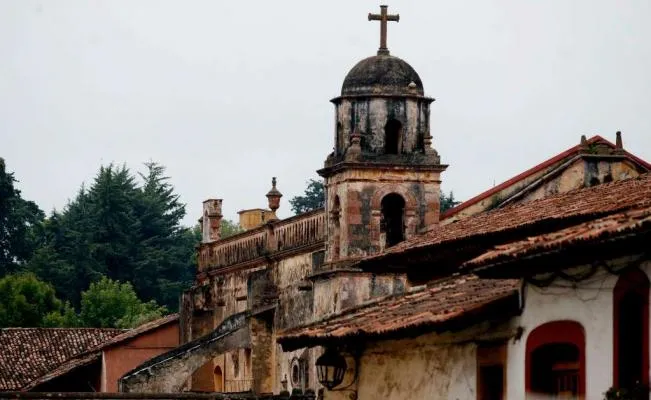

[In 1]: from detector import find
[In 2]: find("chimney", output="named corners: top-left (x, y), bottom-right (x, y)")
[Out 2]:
top-left (616, 131), bottom-right (624, 150)
top-left (266, 177), bottom-right (283, 218)
top-left (200, 199), bottom-right (223, 243)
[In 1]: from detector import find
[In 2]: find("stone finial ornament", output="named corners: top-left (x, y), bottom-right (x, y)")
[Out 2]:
top-left (266, 177), bottom-right (283, 214)
top-left (345, 131), bottom-right (362, 161)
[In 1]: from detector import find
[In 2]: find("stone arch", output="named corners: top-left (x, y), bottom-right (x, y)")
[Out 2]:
top-left (370, 186), bottom-right (418, 246)
top-left (370, 185), bottom-right (418, 212)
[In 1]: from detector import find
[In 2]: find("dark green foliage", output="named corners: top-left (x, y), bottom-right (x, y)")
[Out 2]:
top-left (605, 384), bottom-right (649, 400)
top-left (289, 179), bottom-right (325, 215)
top-left (25, 162), bottom-right (197, 311)
top-left (0, 273), bottom-right (76, 327)
top-left (0, 158), bottom-right (44, 275)
top-left (79, 276), bottom-right (166, 329)
top-left (440, 190), bottom-right (460, 213)
top-left (221, 219), bottom-right (244, 238)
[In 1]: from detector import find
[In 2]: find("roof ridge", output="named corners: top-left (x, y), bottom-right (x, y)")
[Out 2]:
top-left (442, 135), bottom-right (650, 219)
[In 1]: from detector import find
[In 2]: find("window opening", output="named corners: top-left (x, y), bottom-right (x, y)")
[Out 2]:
top-left (477, 342), bottom-right (506, 400)
top-left (213, 366), bottom-right (223, 392)
top-left (526, 321), bottom-right (585, 398)
top-left (384, 119), bottom-right (402, 154)
top-left (381, 193), bottom-right (405, 247)
top-left (614, 269), bottom-right (649, 392)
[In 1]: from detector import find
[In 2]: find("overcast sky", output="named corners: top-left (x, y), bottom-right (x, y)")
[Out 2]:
top-left (2, 1), bottom-right (651, 225)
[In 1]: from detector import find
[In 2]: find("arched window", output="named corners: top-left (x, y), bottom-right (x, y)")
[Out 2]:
top-left (613, 268), bottom-right (649, 391)
top-left (214, 366), bottom-right (223, 392)
top-left (381, 193), bottom-right (405, 247)
top-left (526, 321), bottom-right (585, 398)
top-left (384, 119), bottom-right (402, 154)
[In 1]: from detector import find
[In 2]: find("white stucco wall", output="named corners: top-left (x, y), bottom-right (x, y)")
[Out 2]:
top-left (322, 332), bottom-right (479, 400)
top-left (507, 259), bottom-right (651, 399)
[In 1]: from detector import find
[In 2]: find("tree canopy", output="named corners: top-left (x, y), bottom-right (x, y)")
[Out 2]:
top-left (440, 190), bottom-right (461, 213)
top-left (289, 179), bottom-right (325, 214)
top-left (24, 162), bottom-right (196, 310)
top-left (0, 273), bottom-right (77, 327)
top-left (0, 158), bottom-right (44, 275)
top-left (79, 276), bottom-right (167, 329)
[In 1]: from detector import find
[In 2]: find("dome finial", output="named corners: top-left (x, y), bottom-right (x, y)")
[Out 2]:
top-left (368, 5), bottom-right (399, 56)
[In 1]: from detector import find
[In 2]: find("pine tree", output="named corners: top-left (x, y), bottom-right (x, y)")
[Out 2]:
top-left (0, 158), bottom-right (44, 275)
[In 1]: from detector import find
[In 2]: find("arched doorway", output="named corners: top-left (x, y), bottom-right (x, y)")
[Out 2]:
top-left (381, 193), bottom-right (405, 247)
top-left (526, 320), bottom-right (585, 398)
top-left (213, 366), bottom-right (223, 392)
top-left (613, 268), bottom-right (649, 392)
top-left (384, 119), bottom-right (402, 154)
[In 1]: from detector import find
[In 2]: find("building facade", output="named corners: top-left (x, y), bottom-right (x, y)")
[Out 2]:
top-left (120, 6), bottom-right (651, 399)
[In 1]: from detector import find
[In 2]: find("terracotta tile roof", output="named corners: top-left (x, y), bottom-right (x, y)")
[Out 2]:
top-left (277, 275), bottom-right (520, 351)
top-left (0, 328), bottom-right (123, 390)
top-left (465, 204), bottom-right (651, 272)
top-left (441, 135), bottom-right (651, 219)
top-left (22, 314), bottom-right (179, 390)
top-left (358, 174), bottom-right (651, 275)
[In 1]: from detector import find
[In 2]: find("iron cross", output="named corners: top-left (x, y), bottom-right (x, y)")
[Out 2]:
top-left (368, 5), bottom-right (399, 55)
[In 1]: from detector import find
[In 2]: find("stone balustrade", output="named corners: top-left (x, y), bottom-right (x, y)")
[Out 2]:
top-left (198, 209), bottom-right (325, 272)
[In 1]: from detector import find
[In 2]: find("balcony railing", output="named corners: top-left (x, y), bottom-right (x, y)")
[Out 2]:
top-left (198, 209), bottom-right (325, 272)
top-left (223, 379), bottom-right (254, 393)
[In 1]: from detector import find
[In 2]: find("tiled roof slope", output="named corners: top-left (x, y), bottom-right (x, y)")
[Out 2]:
top-left (466, 204), bottom-right (651, 271)
top-left (441, 135), bottom-right (651, 220)
top-left (22, 314), bottom-right (179, 390)
top-left (0, 328), bottom-right (123, 390)
top-left (85, 313), bottom-right (178, 353)
top-left (278, 275), bottom-right (520, 351)
top-left (358, 174), bottom-right (651, 273)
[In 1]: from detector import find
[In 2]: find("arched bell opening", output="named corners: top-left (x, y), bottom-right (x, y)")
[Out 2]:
top-left (384, 119), bottom-right (402, 154)
top-left (380, 193), bottom-right (405, 247)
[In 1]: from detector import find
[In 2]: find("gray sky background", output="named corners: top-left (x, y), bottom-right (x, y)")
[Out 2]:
top-left (2, 1), bottom-right (651, 226)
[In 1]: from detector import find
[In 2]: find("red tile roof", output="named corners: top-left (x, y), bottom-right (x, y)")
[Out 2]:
top-left (358, 174), bottom-right (651, 276)
top-left (441, 135), bottom-right (651, 220)
top-left (465, 204), bottom-right (651, 272)
top-left (278, 275), bottom-right (520, 351)
top-left (22, 314), bottom-right (179, 390)
top-left (0, 328), bottom-right (123, 390)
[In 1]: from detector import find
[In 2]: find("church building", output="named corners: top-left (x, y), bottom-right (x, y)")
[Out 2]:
top-left (120, 6), bottom-right (651, 400)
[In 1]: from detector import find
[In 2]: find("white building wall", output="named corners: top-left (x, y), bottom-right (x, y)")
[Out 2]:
top-left (507, 260), bottom-right (651, 399)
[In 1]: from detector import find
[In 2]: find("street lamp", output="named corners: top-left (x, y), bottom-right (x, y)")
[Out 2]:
top-left (315, 348), bottom-right (347, 390)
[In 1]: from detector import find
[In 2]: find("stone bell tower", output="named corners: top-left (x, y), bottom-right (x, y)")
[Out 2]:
top-left (318, 5), bottom-right (447, 263)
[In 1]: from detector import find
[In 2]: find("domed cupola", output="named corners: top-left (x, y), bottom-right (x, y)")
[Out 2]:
top-left (341, 54), bottom-right (424, 97)
top-left (325, 5), bottom-right (438, 162)
top-left (319, 5), bottom-right (447, 263)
